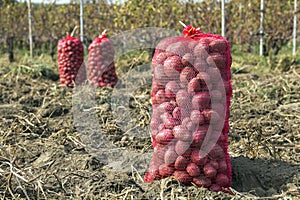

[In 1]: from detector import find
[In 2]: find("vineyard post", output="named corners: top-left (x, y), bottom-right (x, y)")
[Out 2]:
top-left (293, 0), bottom-right (298, 56)
top-left (221, 0), bottom-right (225, 37)
top-left (80, 0), bottom-right (84, 43)
top-left (27, 0), bottom-right (33, 59)
top-left (259, 0), bottom-right (264, 57)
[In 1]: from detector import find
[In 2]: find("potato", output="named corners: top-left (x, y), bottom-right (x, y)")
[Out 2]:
top-left (174, 156), bottom-right (189, 170)
top-left (180, 67), bottom-right (197, 87)
top-left (186, 163), bottom-right (201, 177)
top-left (165, 81), bottom-right (180, 98)
top-left (159, 164), bottom-right (175, 177)
top-left (152, 52), bottom-right (168, 65)
top-left (209, 39), bottom-right (227, 53)
top-left (206, 53), bottom-right (227, 70)
top-left (190, 110), bottom-right (205, 125)
top-left (191, 149), bottom-right (208, 166)
top-left (193, 176), bottom-right (212, 188)
top-left (191, 92), bottom-right (211, 110)
top-left (181, 53), bottom-right (195, 67)
top-left (210, 184), bottom-right (222, 192)
top-left (215, 173), bottom-right (230, 187)
top-left (155, 129), bottom-right (174, 145)
top-left (164, 149), bottom-right (178, 165)
top-left (203, 163), bottom-right (217, 178)
top-left (173, 125), bottom-right (193, 141)
top-left (174, 170), bottom-right (193, 185)
top-left (175, 140), bottom-right (191, 156)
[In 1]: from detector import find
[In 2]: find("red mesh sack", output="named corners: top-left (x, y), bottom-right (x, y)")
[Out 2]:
top-left (144, 25), bottom-right (233, 193)
top-left (57, 33), bottom-right (86, 87)
top-left (87, 33), bottom-right (118, 87)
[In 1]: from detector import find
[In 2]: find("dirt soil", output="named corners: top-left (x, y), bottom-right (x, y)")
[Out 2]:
top-left (0, 61), bottom-right (299, 199)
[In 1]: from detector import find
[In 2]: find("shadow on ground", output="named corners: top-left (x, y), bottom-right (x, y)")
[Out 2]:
top-left (231, 156), bottom-right (299, 197)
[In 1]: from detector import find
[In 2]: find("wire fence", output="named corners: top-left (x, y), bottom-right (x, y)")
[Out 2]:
top-left (0, 0), bottom-right (299, 60)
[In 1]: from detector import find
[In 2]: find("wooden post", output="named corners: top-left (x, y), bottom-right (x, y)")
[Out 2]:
top-left (27, 0), bottom-right (33, 59)
top-left (221, 0), bottom-right (226, 37)
top-left (293, 0), bottom-right (298, 56)
top-left (80, 0), bottom-right (84, 43)
top-left (260, 0), bottom-right (264, 56)
top-left (7, 36), bottom-right (14, 62)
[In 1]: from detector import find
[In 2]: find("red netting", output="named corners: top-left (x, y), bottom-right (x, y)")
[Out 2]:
top-left (87, 34), bottom-right (118, 87)
top-left (57, 34), bottom-right (86, 87)
top-left (144, 25), bottom-right (233, 193)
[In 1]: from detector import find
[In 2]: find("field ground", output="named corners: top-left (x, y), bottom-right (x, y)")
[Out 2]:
top-left (0, 51), bottom-right (299, 199)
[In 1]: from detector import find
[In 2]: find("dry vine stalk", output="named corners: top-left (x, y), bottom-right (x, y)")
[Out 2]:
top-left (144, 23), bottom-right (233, 193)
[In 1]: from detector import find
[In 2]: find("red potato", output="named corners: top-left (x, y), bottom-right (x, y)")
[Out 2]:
top-left (151, 81), bottom-right (165, 94)
top-left (188, 40), bottom-right (198, 51)
top-left (164, 117), bottom-right (180, 129)
top-left (159, 164), bottom-right (175, 177)
top-left (166, 41), bottom-right (190, 57)
top-left (153, 145), bottom-right (167, 160)
top-left (202, 109), bottom-right (220, 124)
top-left (144, 162), bottom-right (161, 182)
top-left (186, 120), bottom-right (197, 132)
top-left (206, 67), bottom-right (221, 85)
top-left (156, 129), bottom-right (174, 145)
top-left (87, 34), bottom-right (118, 87)
top-left (173, 125), bottom-right (193, 141)
top-left (154, 64), bottom-right (168, 85)
top-left (191, 149), bottom-right (208, 166)
top-left (181, 53), bottom-right (195, 67)
top-left (174, 171), bottom-right (193, 185)
top-left (180, 67), bottom-right (197, 87)
top-left (208, 144), bottom-right (225, 159)
top-left (206, 53), bottom-right (227, 70)
top-left (218, 160), bottom-right (228, 172)
top-left (158, 102), bottom-right (176, 114)
top-left (203, 164), bottom-right (217, 178)
top-left (209, 160), bottom-right (219, 170)
top-left (155, 89), bottom-right (167, 104)
top-left (210, 184), bottom-right (222, 192)
top-left (209, 39), bottom-right (227, 53)
top-left (156, 36), bottom-right (183, 52)
top-left (172, 107), bottom-right (182, 120)
top-left (182, 147), bottom-right (193, 157)
top-left (175, 140), bottom-right (192, 156)
top-left (57, 33), bottom-right (85, 87)
top-left (191, 92), bottom-right (211, 110)
top-left (193, 176), bottom-right (212, 188)
top-left (210, 90), bottom-right (223, 102)
top-left (186, 163), bottom-right (201, 177)
top-left (188, 77), bottom-right (202, 94)
top-left (152, 52), bottom-right (168, 65)
top-left (212, 103), bottom-right (226, 117)
top-left (165, 81), bottom-right (181, 98)
top-left (190, 110), bottom-right (206, 125)
top-left (193, 42), bottom-right (209, 58)
top-left (194, 57), bottom-right (208, 72)
top-left (164, 55), bottom-right (184, 73)
top-left (164, 149), bottom-right (178, 165)
top-left (215, 173), bottom-right (230, 187)
top-left (174, 156), bottom-right (189, 170)
top-left (181, 117), bottom-right (191, 127)
top-left (191, 130), bottom-right (206, 147)
top-left (197, 72), bottom-right (212, 89)
top-left (160, 112), bottom-right (172, 121)
top-left (176, 90), bottom-right (192, 109)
